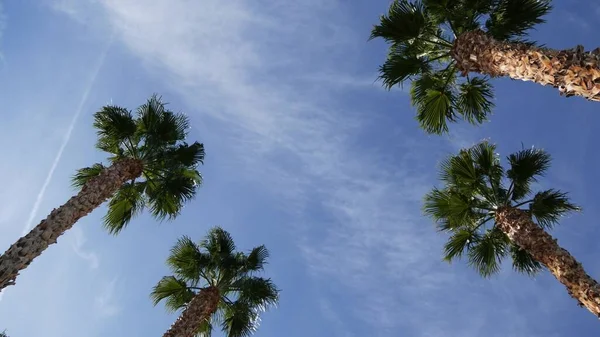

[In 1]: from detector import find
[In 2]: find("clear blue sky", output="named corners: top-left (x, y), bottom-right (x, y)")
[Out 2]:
top-left (0, 0), bottom-right (599, 336)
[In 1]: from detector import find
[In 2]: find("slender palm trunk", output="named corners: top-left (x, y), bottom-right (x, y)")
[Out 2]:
top-left (163, 287), bottom-right (220, 337)
top-left (0, 158), bottom-right (143, 291)
top-left (496, 207), bottom-right (600, 318)
top-left (451, 29), bottom-right (600, 102)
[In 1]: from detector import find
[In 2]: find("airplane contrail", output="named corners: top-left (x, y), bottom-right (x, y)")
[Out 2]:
top-left (21, 35), bottom-right (114, 235)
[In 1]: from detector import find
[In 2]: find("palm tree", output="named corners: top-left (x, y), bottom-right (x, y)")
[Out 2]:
top-left (0, 95), bottom-right (205, 291)
top-left (371, 0), bottom-right (600, 134)
top-left (424, 141), bottom-right (600, 318)
top-left (152, 227), bottom-right (279, 337)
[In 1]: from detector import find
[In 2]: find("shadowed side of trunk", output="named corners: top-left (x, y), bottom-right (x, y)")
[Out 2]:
top-left (163, 287), bottom-right (220, 337)
top-left (451, 29), bottom-right (600, 102)
top-left (496, 207), bottom-right (600, 318)
top-left (0, 158), bottom-right (143, 291)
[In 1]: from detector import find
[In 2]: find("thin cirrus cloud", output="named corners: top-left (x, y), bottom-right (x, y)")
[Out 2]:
top-left (94, 277), bottom-right (122, 317)
top-left (48, 0), bottom-right (573, 336)
top-left (21, 37), bottom-right (112, 235)
top-left (70, 227), bottom-right (100, 270)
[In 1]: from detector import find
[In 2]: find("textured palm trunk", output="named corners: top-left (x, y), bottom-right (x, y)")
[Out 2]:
top-left (496, 207), bottom-right (600, 318)
top-left (162, 286), bottom-right (220, 337)
top-left (451, 29), bottom-right (600, 102)
top-left (0, 158), bottom-right (143, 291)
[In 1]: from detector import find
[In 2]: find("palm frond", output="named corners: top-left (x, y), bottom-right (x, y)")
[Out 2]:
top-left (506, 147), bottom-right (551, 201)
top-left (166, 142), bottom-right (206, 168)
top-left (93, 106), bottom-right (136, 155)
top-left (411, 71), bottom-right (458, 134)
top-left (467, 227), bottom-right (508, 277)
top-left (137, 94), bottom-right (190, 149)
top-left (71, 163), bottom-right (106, 189)
top-left (470, 141), bottom-right (503, 180)
top-left (456, 77), bottom-right (494, 125)
top-left (244, 246), bottom-right (270, 273)
top-left (150, 276), bottom-right (195, 313)
top-left (510, 243), bottom-right (543, 276)
top-left (145, 168), bottom-right (199, 220)
top-left (438, 149), bottom-right (483, 190)
top-left (103, 182), bottom-right (146, 235)
top-left (202, 227), bottom-right (237, 259)
top-left (221, 301), bottom-right (260, 337)
top-left (166, 236), bottom-right (210, 284)
top-left (485, 0), bottom-right (551, 40)
top-left (423, 188), bottom-right (487, 230)
top-left (230, 277), bottom-right (279, 312)
top-left (443, 229), bottom-right (481, 262)
top-left (370, 0), bottom-right (430, 43)
top-left (529, 189), bottom-right (580, 229)
top-left (379, 55), bottom-right (432, 89)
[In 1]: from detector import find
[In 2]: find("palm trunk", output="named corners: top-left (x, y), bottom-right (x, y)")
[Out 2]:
top-left (451, 29), bottom-right (600, 102)
top-left (163, 286), bottom-right (220, 337)
top-left (496, 207), bottom-right (600, 318)
top-left (0, 158), bottom-right (143, 291)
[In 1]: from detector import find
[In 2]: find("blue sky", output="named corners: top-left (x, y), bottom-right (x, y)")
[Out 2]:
top-left (1, 0), bottom-right (600, 336)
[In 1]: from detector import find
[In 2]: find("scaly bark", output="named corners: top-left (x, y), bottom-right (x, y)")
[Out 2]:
top-left (0, 158), bottom-right (144, 291)
top-left (163, 287), bottom-right (220, 337)
top-left (496, 207), bottom-right (600, 318)
top-left (451, 29), bottom-right (600, 102)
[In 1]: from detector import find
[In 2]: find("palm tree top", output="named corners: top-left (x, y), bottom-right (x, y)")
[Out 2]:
top-left (370, 0), bottom-right (551, 134)
top-left (152, 227), bottom-right (279, 337)
top-left (424, 141), bottom-right (579, 277)
top-left (71, 94), bottom-right (205, 234)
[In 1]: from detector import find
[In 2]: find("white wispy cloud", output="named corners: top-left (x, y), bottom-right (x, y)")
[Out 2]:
top-left (94, 277), bottom-right (121, 317)
top-left (70, 227), bottom-right (99, 269)
top-left (21, 36), bottom-right (113, 234)
top-left (52, 1), bottom-right (559, 336)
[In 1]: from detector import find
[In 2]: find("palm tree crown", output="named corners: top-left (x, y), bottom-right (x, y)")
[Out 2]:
top-left (71, 94), bottom-right (205, 234)
top-left (152, 227), bottom-right (279, 337)
top-left (424, 142), bottom-right (579, 276)
top-left (370, 0), bottom-right (551, 134)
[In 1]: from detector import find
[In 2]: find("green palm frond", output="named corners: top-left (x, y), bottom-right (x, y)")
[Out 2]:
top-left (103, 182), bottom-right (146, 234)
top-left (166, 142), bottom-right (206, 168)
top-left (137, 94), bottom-right (189, 150)
top-left (411, 71), bottom-right (458, 134)
top-left (151, 276), bottom-right (195, 313)
top-left (467, 227), bottom-right (508, 277)
top-left (438, 149), bottom-right (488, 193)
top-left (221, 301), bottom-right (260, 337)
top-left (443, 229), bottom-right (481, 262)
top-left (486, 0), bottom-right (552, 40)
top-left (456, 77), bottom-right (495, 125)
top-left (424, 188), bottom-right (486, 230)
top-left (244, 246), bottom-right (270, 273)
top-left (510, 243), bottom-right (543, 276)
top-left (530, 189), bottom-right (580, 229)
top-left (145, 168), bottom-right (199, 220)
top-left (71, 163), bottom-right (106, 189)
top-left (93, 106), bottom-right (137, 155)
top-left (506, 147), bottom-right (551, 201)
top-left (370, 0), bottom-right (430, 43)
top-left (231, 277), bottom-right (279, 311)
top-left (202, 227), bottom-right (237, 259)
top-left (166, 236), bottom-right (211, 285)
top-left (379, 56), bottom-right (432, 89)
